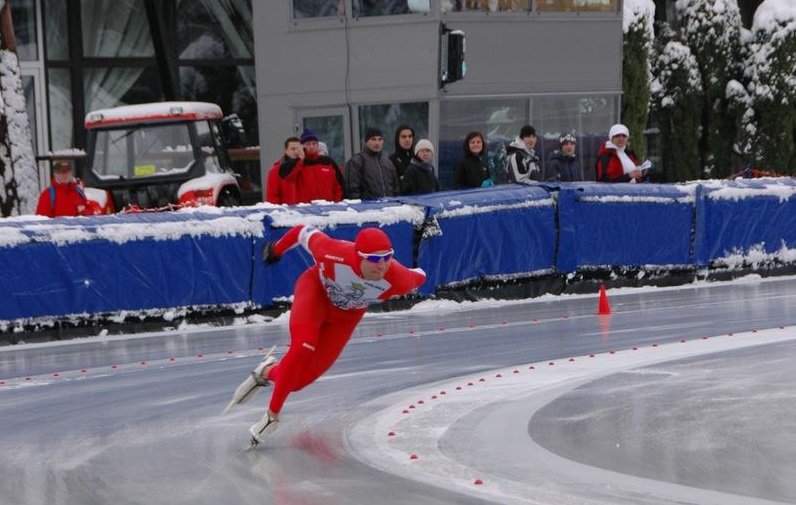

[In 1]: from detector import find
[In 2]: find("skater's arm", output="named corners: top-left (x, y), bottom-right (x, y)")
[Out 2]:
top-left (274, 225), bottom-right (329, 255)
top-left (384, 262), bottom-right (426, 297)
top-left (264, 225), bottom-right (332, 264)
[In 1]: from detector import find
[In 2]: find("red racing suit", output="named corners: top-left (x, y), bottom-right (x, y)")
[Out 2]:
top-left (265, 225), bottom-right (426, 414)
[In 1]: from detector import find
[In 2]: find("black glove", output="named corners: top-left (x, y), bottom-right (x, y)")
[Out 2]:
top-left (262, 242), bottom-right (280, 265)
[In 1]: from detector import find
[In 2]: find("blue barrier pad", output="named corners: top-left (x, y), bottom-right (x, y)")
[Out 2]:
top-left (251, 201), bottom-right (425, 306)
top-left (698, 179), bottom-right (796, 263)
top-left (0, 208), bottom-right (261, 321)
top-left (409, 186), bottom-right (557, 294)
top-left (0, 235), bottom-right (251, 321)
top-left (557, 183), bottom-right (696, 271)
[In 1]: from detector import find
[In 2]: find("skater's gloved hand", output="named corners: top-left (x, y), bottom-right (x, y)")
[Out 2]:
top-left (262, 242), bottom-right (281, 265)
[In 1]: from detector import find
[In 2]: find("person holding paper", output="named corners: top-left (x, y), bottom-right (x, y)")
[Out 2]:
top-left (595, 124), bottom-right (650, 183)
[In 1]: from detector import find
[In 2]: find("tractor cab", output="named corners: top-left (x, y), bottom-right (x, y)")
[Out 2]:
top-left (83, 101), bottom-right (242, 212)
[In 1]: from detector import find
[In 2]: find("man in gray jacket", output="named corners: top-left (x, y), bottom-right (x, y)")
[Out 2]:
top-left (345, 128), bottom-right (400, 200)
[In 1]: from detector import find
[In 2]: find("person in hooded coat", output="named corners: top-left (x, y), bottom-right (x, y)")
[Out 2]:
top-left (401, 139), bottom-right (440, 195)
top-left (454, 131), bottom-right (491, 189)
top-left (389, 125), bottom-right (415, 182)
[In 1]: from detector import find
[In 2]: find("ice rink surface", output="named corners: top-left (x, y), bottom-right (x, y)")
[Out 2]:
top-left (2, 276), bottom-right (796, 505)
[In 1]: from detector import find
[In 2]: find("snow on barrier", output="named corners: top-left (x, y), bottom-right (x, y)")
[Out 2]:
top-left (1, 179), bottom-right (795, 326)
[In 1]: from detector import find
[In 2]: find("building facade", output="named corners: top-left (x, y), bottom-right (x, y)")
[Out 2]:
top-left (11, 0), bottom-right (623, 201)
top-left (254, 0), bottom-right (623, 188)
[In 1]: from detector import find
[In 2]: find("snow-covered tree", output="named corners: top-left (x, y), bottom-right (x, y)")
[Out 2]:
top-left (0, 1), bottom-right (39, 216)
top-left (621, 0), bottom-right (656, 161)
top-left (651, 35), bottom-right (703, 181)
top-left (675, 0), bottom-right (744, 177)
top-left (743, 0), bottom-right (796, 174)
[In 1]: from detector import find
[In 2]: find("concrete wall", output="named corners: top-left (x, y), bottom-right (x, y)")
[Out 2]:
top-left (253, 4), bottom-right (622, 185)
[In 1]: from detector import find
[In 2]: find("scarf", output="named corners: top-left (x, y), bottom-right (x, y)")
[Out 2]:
top-left (605, 141), bottom-right (636, 175)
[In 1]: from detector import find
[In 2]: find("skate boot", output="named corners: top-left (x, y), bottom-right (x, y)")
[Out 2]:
top-left (222, 346), bottom-right (277, 415)
top-left (248, 412), bottom-right (279, 448)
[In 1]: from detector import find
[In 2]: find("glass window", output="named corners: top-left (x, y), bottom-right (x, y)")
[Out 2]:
top-left (48, 68), bottom-right (73, 150)
top-left (293, 0), bottom-right (345, 19)
top-left (303, 115), bottom-right (345, 166)
top-left (535, 95), bottom-right (618, 180)
top-left (81, 0), bottom-right (155, 57)
top-left (43, 0), bottom-right (68, 60)
top-left (91, 123), bottom-right (195, 180)
top-left (439, 99), bottom-right (528, 188)
top-left (179, 65), bottom-right (258, 145)
top-left (536, 0), bottom-right (618, 12)
top-left (11, 0), bottom-right (38, 61)
top-left (83, 67), bottom-right (164, 114)
top-left (177, 0), bottom-right (253, 59)
top-left (353, 0), bottom-right (430, 17)
top-left (195, 121), bottom-right (223, 174)
top-left (358, 102), bottom-right (428, 150)
top-left (442, 0), bottom-right (529, 13)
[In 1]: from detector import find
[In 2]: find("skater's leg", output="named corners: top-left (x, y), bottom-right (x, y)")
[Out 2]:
top-left (265, 270), bottom-right (328, 414)
top-left (290, 313), bottom-right (363, 391)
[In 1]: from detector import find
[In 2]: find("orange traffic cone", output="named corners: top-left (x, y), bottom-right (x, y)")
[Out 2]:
top-left (597, 284), bottom-right (611, 315)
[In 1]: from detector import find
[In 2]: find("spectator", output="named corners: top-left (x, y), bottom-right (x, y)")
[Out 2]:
top-left (454, 131), bottom-right (491, 189)
top-left (401, 139), bottom-right (440, 195)
top-left (344, 128), bottom-right (400, 200)
top-left (505, 124), bottom-right (542, 184)
top-left (389, 125), bottom-right (415, 182)
top-left (595, 124), bottom-right (644, 182)
top-left (545, 133), bottom-right (583, 182)
top-left (268, 130), bottom-right (345, 204)
top-left (265, 136), bottom-right (302, 204)
top-left (35, 160), bottom-right (88, 217)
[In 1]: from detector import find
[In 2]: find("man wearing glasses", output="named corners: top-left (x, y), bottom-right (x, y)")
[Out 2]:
top-left (224, 225), bottom-right (426, 447)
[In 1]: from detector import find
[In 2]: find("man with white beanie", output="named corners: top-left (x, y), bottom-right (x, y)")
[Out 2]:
top-left (595, 124), bottom-right (645, 182)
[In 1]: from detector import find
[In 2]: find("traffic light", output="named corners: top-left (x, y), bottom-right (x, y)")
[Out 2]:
top-left (440, 25), bottom-right (466, 88)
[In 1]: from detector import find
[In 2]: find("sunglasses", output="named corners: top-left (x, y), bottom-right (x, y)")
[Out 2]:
top-left (357, 250), bottom-right (394, 263)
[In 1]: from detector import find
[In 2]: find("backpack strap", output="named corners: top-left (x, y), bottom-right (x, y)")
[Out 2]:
top-left (47, 185), bottom-right (57, 216)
